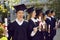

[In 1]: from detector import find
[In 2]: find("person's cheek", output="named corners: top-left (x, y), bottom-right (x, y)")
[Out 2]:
top-left (54, 13), bottom-right (55, 16)
top-left (34, 14), bottom-right (36, 17)
top-left (21, 13), bottom-right (24, 17)
top-left (17, 13), bottom-right (20, 17)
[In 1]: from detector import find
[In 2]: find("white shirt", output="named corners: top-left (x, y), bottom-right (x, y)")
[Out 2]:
top-left (16, 19), bottom-right (24, 25)
top-left (46, 16), bottom-right (51, 21)
top-left (31, 18), bottom-right (38, 22)
top-left (51, 16), bottom-right (54, 18)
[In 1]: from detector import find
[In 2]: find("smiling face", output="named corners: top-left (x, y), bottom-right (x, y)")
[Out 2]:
top-left (16, 10), bottom-right (24, 19)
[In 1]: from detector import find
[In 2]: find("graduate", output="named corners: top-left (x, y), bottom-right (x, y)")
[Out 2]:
top-left (36, 8), bottom-right (44, 40)
top-left (26, 7), bottom-right (39, 40)
top-left (50, 10), bottom-right (57, 40)
top-left (41, 13), bottom-right (47, 40)
top-left (45, 10), bottom-right (52, 40)
top-left (7, 4), bottom-right (28, 40)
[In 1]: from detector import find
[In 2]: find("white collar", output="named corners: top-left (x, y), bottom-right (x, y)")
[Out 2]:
top-left (16, 19), bottom-right (24, 25)
top-left (31, 18), bottom-right (38, 22)
top-left (51, 16), bottom-right (54, 18)
top-left (46, 16), bottom-right (51, 21)
top-left (35, 17), bottom-right (42, 22)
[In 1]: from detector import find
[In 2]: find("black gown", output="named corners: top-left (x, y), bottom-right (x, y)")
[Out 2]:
top-left (51, 17), bottom-right (56, 38)
top-left (27, 19), bottom-right (43, 40)
top-left (45, 17), bottom-right (56, 40)
top-left (45, 18), bottom-right (51, 40)
top-left (8, 21), bottom-right (28, 40)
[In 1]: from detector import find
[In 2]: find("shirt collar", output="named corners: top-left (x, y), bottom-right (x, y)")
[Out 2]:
top-left (16, 19), bottom-right (24, 25)
top-left (51, 16), bottom-right (54, 18)
top-left (31, 18), bottom-right (38, 22)
top-left (46, 16), bottom-right (51, 21)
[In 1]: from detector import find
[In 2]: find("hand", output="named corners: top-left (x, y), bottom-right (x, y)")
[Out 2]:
top-left (48, 29), bottom-right (50, 33)
top-left (44, 36), bottom-right (46, 39)
top-left (48, 34), bottom-right (50, 36)
top-left (33, 27), bottom-right (38, 33)
top-left (53, 27), bottom-right (57, 30)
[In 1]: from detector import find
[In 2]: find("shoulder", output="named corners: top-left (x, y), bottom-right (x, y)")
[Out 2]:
top-left (45, 18), bottom-right (49, 21)
top-left (28, 19), bottom-right (33, 23)
top-left (8, 21), bottom-right (16, 26)
top-left (23, 20), bottom-right (28, 25)
top-left (7, 21), bottom-right (16, 29)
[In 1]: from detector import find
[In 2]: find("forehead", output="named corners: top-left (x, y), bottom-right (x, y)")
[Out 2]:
top-left (17, 10), bottom-right (24, 13)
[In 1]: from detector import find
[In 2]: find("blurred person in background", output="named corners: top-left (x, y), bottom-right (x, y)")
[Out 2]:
top-left (26, 7), bottom-right (39, 40)
top-left (50, 10), bottom-right (57, 40)
top-left (45, 10), bottom-right (52, 40)
top-left (36, 8), bottom-right (44, 40)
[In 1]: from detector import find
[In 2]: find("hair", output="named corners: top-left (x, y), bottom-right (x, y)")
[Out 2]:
top-left (45, 10), bottom-right (51, 15)
top-left (51, 10), bottom-right (55, 13)
top-left (41, 13), bottom-right (46, 21)
top-left (36, 15), bottom-right (39, 19)
top-left (27, 13), bottom-right (32, 20)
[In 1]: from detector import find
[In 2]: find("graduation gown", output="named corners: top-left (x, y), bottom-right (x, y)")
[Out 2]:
top-left (45, 17), bottom-right (52, 40)
top-left (39, 21), bottom-right (47, 40)
top-left (45, 17), bottom-right (56, 40)
top-left (7, 21), bottom-right (28, 40)
top-left (27, 19), bottom-right (43, 40)
top-left (51, 17), bottom-right (56, 38)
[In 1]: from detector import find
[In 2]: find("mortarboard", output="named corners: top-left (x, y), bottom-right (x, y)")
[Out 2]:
top-left (36, 8), bottom-right (43, 16)
top-left (45, 10), bottom-right (51, 15)
top-left (26, 7), bottom-right (34, 14)
top-left (14, 4), bottom-right (27, 13)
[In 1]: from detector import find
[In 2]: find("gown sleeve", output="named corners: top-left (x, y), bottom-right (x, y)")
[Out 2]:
top-left (7, 23), bottom-right (14, 40)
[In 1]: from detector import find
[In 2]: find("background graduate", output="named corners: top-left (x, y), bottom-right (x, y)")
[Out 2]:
top-left (36, 8), bottom-right (44, 40)
top-left (45, 10), bottom-right (52, 40)
top-left (26, 7), bottom-right (39, 40)
top-left (7, 4), bottom-right (28, 40)
top-left (50, 10), bottom-right (57, 40)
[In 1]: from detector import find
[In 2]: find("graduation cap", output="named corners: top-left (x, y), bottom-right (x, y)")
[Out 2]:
top-left (14, 4), bottom-right (27, 13)
top-left (26, 7), bottom-right (34, 14)
top-left (36, 8), bottom-right (43, 16)
top-left (45, 10), bottom-right (51, 15)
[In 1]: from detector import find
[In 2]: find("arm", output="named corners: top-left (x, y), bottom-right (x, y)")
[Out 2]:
top-left (7, 23), bottom-right (13, 40)
top-left (31, 27), bottom-right (38, 37)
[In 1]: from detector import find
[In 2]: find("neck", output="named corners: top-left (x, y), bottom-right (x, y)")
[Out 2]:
top-left (48, 16), bottom-right (51, 17)
top-left (31, 16), bottom-right (35, 18)
top-left (17, 18), bottom-right (23, 22)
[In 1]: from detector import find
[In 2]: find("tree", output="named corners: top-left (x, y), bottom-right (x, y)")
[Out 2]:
top-left (0, 2), bottom-right (10, 23)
